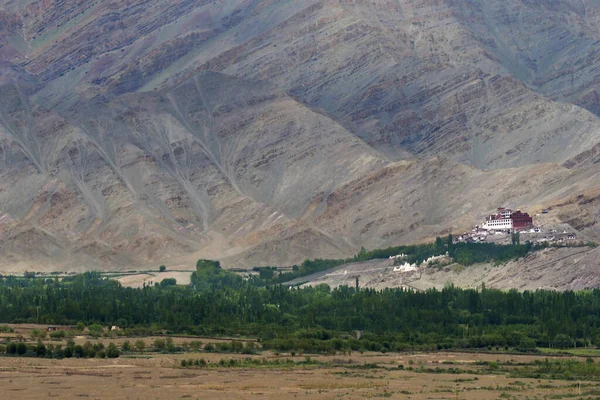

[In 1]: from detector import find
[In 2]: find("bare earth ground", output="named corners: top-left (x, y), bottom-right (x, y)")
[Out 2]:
top-left (0, 339), bottom-right (598, 399)
top-left (0, 352), bottom-right (596, 399)
top-left (115, 271), bottom-right (193, 288)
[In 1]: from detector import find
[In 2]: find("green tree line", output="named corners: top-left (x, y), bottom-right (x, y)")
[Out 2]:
top-left (1, 270), bottom-right (600, 353)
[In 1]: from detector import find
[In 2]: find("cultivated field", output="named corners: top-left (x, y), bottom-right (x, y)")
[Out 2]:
top-left (1, 336), bottom-right (599, 399)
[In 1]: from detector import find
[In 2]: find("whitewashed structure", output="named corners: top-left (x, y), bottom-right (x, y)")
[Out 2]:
top-left (481, 217), bottom-right (513, 230)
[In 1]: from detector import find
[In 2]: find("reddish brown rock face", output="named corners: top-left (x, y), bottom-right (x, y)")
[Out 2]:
top-left (0, 0), bottom-right (598, 272)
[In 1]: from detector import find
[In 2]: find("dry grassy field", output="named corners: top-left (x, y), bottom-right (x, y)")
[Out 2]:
top-left (1, 340), bottom-right (599, 399)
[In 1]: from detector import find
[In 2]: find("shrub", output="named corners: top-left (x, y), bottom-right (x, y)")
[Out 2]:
top-left (35, 341), bottom-right (46, 357)
top-left (154, 338), bottom-right (166, 351)
top-left (160, 278), bottom-right (177, 287)
top-left (231, 341), bottom-right (244, 353)
top-left (204, 343), bottom-right (215, 352)
top-left (107, 343), bottom-right (120, 358)
top-left (93, 342), bottom-right (105, 352)
top-left (135, 340), bottom-right (145, 352)
top-left (63, 346), bottom-right (73, 358)
top-left (7, 342), bottom-right (17, 355)
top-left (88, 324), bottom-right (104, 337)
top-left (518, 338), bottom-right (537, 351)
top-left (50, 330), bottom-right (67, 339)
top-left (554, 334), bottom-right (574, 349)
top-left (0, 325), bottom-right (13, 333)
top-left (190, 340), bottom-right (203, 351)
top-left (166, 337), bottom-right (175, 352)
top-left (74, 345), bottom-right (85, 358)
top-left (17, 343), bottom-right (27, 355)
top-left (245, 341), bottom-right (257, 353)
top-left (30, 329), bottom-right (46, 340)
top-left (216, 342), bottom-right (230, 352)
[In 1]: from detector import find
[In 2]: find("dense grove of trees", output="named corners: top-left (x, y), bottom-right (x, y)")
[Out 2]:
top-left (3, 339), bottom-right (120, 359)
top-left (2, 264), bottom-right (600, 353)
top-left (347, 236), bottom-right (539, 266)
top-left (191, 259), bottom-right (244, 290)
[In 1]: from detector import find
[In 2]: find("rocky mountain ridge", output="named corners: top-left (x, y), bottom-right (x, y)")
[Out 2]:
top-left (0, 0), bottom-right (598, 272)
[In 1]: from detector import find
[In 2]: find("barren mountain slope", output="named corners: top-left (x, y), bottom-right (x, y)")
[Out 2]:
top-left (1, 0), bottom-right (599, 167)
top-left (198, 0), bottom-right (600, 168)
top-left (454, 0), bottom-right (600, 116)
top-left (219, 157), bottom-right (600, 268)
top-left (0, 72), bottom-right (384, 272)
top-left (0, 0), bottom-right (598, 272)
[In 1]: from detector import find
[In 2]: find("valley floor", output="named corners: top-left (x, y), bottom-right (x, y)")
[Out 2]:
top-left (1, 349), bottom-right (598, 399)
top-left (2, 325), bottom-right (600, 399)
